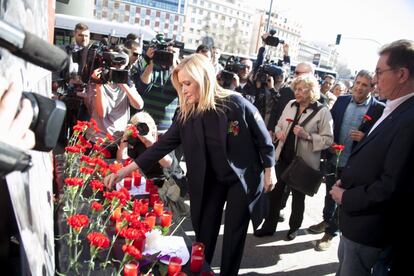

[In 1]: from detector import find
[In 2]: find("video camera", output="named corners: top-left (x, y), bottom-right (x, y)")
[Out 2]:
top-left (255, 63), bottom-right (284, 85)
top-left (125, 122), bottom-right (150, 159)
top-left (143, 33), bottom-right (184, 67)
top-left (263, 29), bottom-right (284, 47)
top-left (219, 56), bottom-right (247, 88)
top-left (81, 41), bottom-right (129, 84)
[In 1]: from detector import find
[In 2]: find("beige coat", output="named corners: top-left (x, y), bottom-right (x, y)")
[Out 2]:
top-left (275, 100), bottom-right (334, 170)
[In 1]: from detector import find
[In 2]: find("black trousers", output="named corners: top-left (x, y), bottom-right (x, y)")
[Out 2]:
top-left (260, 161), bottom-right (306, 233)
top-left (196, 177), bottom-right (250, 276)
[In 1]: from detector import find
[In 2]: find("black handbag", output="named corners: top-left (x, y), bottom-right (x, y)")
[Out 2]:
top-left (280, 105), bottom-right (324, 197)
top-left (281, 155), bottom-right (323, 196)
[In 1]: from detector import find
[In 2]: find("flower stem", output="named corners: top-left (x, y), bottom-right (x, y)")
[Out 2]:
top-left (103, 232), bottom-right (120, 268)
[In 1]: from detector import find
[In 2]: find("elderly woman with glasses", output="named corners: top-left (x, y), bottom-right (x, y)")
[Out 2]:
top-left (255, 74), bottom-right (333, 239)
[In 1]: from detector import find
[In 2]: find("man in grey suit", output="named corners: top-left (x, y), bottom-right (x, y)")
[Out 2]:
top-left (330, 40), bottom-right (414, 276)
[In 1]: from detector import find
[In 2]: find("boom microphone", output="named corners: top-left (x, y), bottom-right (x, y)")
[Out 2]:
top-left (0, 19), bottom-right (69, 71)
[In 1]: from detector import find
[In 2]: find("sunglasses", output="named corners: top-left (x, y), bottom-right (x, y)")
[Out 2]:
top-left (132, 52), bottom-right (140, 57)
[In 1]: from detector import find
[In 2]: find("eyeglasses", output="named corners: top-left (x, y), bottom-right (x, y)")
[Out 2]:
top-left (375, 68), bottom-right (395, 77)
top-left (295, 87), bottom-right (309, 93)
top-left (295, 71), bottom-right (307, 75)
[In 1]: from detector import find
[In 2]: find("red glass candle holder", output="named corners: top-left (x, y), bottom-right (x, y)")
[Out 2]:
top-left (139, 199), bottom-right (149, 216)
top-left (145, 212), bottom-right (156, 229)
top-left (133, 233), bottom-right (146, 252)
top-left (149, 185), bottom-right (158, 194)
top-left (123, 177), bottom-right (132, 190)
top-left (149, 193), bottom-right (159, 206)
top-left (190, 254), bottom-right (204, 273)
top-left (160, 210), bottom-right (173, 228)
top-left (153, 200), bottom-right (164, 217)
top-left (124, 262), bottom-right (138, 276)
top-left (111, 206), bottom-right (122, 221)
top-left (145, 179), bottom-right (154, 192)
top-left (133, 199), bottom-right (141, 214)
top-left (168, 256), bottom-right (182, 276)
top-left (133, 172), bottom-right (141, 187)
top-left (190, 242), bottom-right (205, 273)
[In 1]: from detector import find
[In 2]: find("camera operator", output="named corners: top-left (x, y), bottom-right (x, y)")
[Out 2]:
top-left (86, 49), bottom-right (144, 158)
top-left (124, 39), bottom-right (146, 116)
top-left (54, 23), bottom-right (91, 147)
top-left (136, 33), bottom-right (181, 133)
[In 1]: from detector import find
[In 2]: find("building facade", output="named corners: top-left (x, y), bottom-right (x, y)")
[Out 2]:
top-left (184, 0), bottom-right (254, 55)
top-left (297, 41), bottom-right (338, 69)
top-left (249, 7), bottom-right (302, 63)
top-left (94, 0), bottom-right (186, 41)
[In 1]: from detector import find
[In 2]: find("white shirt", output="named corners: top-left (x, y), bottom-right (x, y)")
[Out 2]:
top-left (368, 92), bottom-right (414, 135)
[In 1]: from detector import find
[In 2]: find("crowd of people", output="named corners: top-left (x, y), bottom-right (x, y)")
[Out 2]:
top-left (1, 18), bottom-right (413, 276)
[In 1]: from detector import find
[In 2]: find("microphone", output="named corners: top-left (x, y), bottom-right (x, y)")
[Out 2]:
top-left (0, 19), bottom-right (69, 71)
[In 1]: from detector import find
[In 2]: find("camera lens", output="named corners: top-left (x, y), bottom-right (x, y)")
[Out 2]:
top-left (136, 123), bottom-right (149, 136)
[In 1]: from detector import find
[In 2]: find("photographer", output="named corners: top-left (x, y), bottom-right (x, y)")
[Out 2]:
top-left (117, 111), bottom-right (189, 217)
top-left (86, 50), bottom-right (144, 158)
top-left (217, 69), bottom-right (240, 91)
top-left (136, 33), bottom-right (181, 133)
top-left (55, 23), bottom-right (91, 147)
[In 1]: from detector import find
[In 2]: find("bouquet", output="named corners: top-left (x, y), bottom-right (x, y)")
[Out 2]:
top-left (56, 120), bottom-right (175, 276)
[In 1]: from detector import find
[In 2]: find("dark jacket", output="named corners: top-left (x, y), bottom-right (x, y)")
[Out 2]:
top-left (339, 96), bottom-right (414, 248)
top-left (331, 95), bottom-right (385, 148)
top-left (135, 94), bottom-right (275, 233)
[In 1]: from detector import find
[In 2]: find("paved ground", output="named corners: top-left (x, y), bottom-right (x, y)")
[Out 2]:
top-left (181, 183), bottom-right (340, 275)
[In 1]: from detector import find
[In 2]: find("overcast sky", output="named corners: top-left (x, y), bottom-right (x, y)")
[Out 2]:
top-left (254, 0), bottom-right (414, 71)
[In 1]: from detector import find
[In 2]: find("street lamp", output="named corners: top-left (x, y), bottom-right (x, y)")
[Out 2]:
top-left (266, 0), bottom-right (274, 32)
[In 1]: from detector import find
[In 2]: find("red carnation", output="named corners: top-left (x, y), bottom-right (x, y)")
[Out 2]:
top-left (332, 144), bottom-right (345, 152)
top-left (122, 244), bottom-right (142, 260)
top-left (64, 177), bottom-right (84, 187)
top-left (363, 114), bottom-right (372, 122)
top-left (67, 214), bottom-right (89, 231)
top-left (91, 201), bottom-right (103, 212)
top-left (90, 180), bottom-right (104, 191)
top-left (87, 232), bottom-right (110, 249)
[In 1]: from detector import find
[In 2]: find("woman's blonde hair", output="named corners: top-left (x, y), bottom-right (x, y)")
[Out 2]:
top-left (129, 111), bottom-right (157, 140)
top-left (171, 54), bottom-right (235, 122)
top-left (291, 74), bottom-right (321, 103)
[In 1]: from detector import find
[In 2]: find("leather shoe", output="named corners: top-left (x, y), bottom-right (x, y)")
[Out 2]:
top-left (286, 229), bottom-right (298, 241)
top-left (308, 221), bottom-right (328, 234)
top-left (315, 233), bottom-right (334, 251)
top-left (278, 210), bottom-right (285, 222)
top-left (253, 228), bottom-right (274, 237)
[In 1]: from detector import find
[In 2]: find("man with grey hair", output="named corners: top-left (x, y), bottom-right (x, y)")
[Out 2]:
top-left (293, 61), bottom-right (315, 76)
top-left (308, 69), bottom-right (385, 251)
top-left (330, 39), bottom-right (414, 275)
